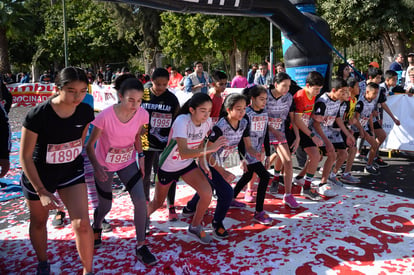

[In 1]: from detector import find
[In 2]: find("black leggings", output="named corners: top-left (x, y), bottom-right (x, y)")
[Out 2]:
top-left (233, 162), bottom-right (270, 212)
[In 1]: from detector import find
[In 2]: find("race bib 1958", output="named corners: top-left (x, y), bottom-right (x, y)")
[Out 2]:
top-left (105, 145), bottom-right (134, 164)
top-left (46, 139), bottom-right (82, 164)
top-left (151, 112), bottom-right (172, 128)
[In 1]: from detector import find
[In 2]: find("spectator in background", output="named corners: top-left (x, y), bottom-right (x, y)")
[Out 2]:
top-left (93, 73), bottom-right (104, 87)
top-left (337, 63), bottom-right (351, 81)
top-left (247, 63), bottom-right (258, 85)
top-left (210, 71), bottom-right (227, 123)
top-left (254, 62), bottom-right (271, 88)
top-left (185, 61), bottom-right (212, 94)
top-left (20, 72), bottom-right (30, 83)
top-left (168, 67), bottom-right (183, 89)
top-left (104, 65), bottom-right (113, 84)
top-left (39, 70), bottom-right (52, 84)
top-left (404, 53), bottom-right (414, 90)
top-left (165, 64), bottom-right (172, 74)
top-left (231, 68), bottom-right (248, 88)
top-left (276, 62), bottom-right (286, 73)
top-left (179, 67), bottom-right (193, 90)
top-left (389, 53), bottom-right (404, 72)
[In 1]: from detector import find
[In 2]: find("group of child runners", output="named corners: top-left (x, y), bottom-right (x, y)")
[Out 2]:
top-left (18, 65), bottom-right (399, 274)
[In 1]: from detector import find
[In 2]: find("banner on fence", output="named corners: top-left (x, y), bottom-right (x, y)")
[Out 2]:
top-left (7, 83), bottom-right (55, 107)
top-left (90, 83), bottom-right (118, 111)
top-left (381, 94), bottom-right (414, 151)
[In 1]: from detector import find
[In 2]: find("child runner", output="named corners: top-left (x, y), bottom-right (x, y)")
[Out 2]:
top-left (293, 72), bottom-right (326, 200)
top-left (266, 72), bottom-right (300, 208)
top-left (352, 82), bottom-right (381, 175)
top-left (310, 78), bottom-right (355, 196)
top-left (209, 71), bottom-right (227, 124)
top-left (86, 78), bottom-right (157, 265)
top-left (232, 86), bottom-right (273, 224)
top-left (147, 93), bottom-right (227, 244)
top-left (335, 77), bottom-right (361, 184)
top-left (20, 67), bottom-right (94, 275)
top-left (142, 68), bottom-right (180, 222)
top-left (184, 93), bottom-right (260, 239)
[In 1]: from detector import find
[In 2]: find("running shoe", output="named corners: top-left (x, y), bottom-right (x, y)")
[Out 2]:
top-left (318, 183), bottom-right (337, 197)
top-left (253, 211), bottom-right (273, 225)
top-left (36, 261), bottom-right (50, 275)
top-left (52, 211), bottom-right (65, 228)
top-left (354, 154), bottom-right (366, 163)
top-left (136, 245), bottom-right (158, 266)
top-left (244, 189), bottom-right (254, 203)
top-left (283, 194), bottom-right (300, 209)
top-left (328, 173), bottom-right (343, 187)
top-left (374, 157), bottom-right (389, 168)
top-left (340, 173), bottom-right (360, 184)
top-left (301, 187), bottom-right (322, 201)
top-left (212, 221), bottom-right (229, 239)
top-left (168, 207), bottom-right (178, 222)
top-left (93, 228), bottom-right (102, 248)
top-left (102, 219), bottom-right (112, 233)
top-left (269, 181), bottom-right (279, 194)
top-left (182, 206), bottom-right (195, 217)
top-left (188, 224), bottom-right (213, 244)
top-left (230, 199), bottom-right (246, 208)
top-left (293, 176), bottom-right (305, 186)
top-left (364, 165), bottom-right (380, 176)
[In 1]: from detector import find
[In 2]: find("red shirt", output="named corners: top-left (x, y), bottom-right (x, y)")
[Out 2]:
top-left (168, 73), bottom-right (183, 88)
top-left (293, 89), bottom-right (316, 127)
top-left (210, 93), bottom-right (223, 121)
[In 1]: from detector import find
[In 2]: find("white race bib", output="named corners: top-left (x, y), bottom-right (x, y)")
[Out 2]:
top-left (323, 116), bottom-right (336, 127)
top-left (150, 112), bottom-right (172, 128)
top-left (46, 139), bottom-right (82, 164)
top-left (269, 117), bottom-right (283, 130)
top-left (301, 114), bottom-right (310, 127)
top-left (360, 117), bottom-right (369, 127)
top-left (105, 145), bottom-right (134, 164)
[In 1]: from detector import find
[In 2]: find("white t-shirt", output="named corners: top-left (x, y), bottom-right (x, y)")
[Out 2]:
top-left (159, 114), bottom-right (212, 172)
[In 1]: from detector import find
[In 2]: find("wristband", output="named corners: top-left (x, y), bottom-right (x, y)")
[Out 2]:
top-left (309, 132), bottom-right (315, 138)
top-left (138, 152), bottom-right (145, 158)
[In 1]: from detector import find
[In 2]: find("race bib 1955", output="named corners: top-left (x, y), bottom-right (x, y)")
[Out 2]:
top-left (46, 139), bottom-right (82, 164)
top-left (105, 145), bottom-right (134, 164)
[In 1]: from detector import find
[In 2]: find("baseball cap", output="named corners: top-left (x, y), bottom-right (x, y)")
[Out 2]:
top-left (369, 61), bottom-right (379, 68)
top-left (185, 67), bottom-right (192, 72)
top-left (408, 53), bottom-right (414, 57)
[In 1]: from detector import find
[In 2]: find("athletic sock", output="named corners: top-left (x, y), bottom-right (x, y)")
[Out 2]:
top-left (273, 170), bottom-right (281, 182)
top-left (304, 173), bottom-right (314, 189)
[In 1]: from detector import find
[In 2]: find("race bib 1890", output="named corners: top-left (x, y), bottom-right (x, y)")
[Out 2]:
top-left (105, 145), bottom-right (134, 164)
top-left (151, 112), bottom-right (172, 128)
top-left (46, 139), bottom-right (82, 164)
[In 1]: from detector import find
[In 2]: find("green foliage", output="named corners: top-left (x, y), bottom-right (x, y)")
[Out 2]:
top-left (318, 0), bottom-right (414, 48)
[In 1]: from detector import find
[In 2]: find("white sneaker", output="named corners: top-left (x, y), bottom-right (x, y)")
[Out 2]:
top-left (318, 183), bottom-right (337, 197)
top-left (293, 177), bottom-right (305, 186)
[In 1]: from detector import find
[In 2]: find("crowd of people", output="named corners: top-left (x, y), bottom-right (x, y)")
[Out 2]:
top-left (0, 54), bottom-right (412, 274)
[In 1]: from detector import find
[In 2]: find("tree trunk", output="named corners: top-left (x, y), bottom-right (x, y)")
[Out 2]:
top-left (235, 49), bottom-right (249, 79)
top-left (0, 27), bottom-right (11, 73)
top-left (382, 32), bottom-right (406, 70)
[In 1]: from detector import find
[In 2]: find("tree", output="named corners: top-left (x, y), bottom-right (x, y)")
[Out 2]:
top-left (0, 0), bottom-right (35, 73)
top-left (159, 12), bottom-right (272, 77)
top-left (318, 0), bottom-right (414, 68)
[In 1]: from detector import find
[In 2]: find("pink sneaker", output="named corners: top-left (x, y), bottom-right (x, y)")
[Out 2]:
top-left (244, 189), bottom-right (254, 203)
top-left (283, 194), bottom-right (300, 209)
top-left (168, 207), bottom-right (179, 222)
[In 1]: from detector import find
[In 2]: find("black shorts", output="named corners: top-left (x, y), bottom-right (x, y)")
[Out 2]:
top-left (21, 163), bottom-right (85, 201)
top-left (299, 130), bottom-right (316, 148)
top-left (319, 142), bottom-right (347, 155)
top-left (157, 161), bottom-right (198, 186)
top-left (373, 121), bottom-right (382, 130)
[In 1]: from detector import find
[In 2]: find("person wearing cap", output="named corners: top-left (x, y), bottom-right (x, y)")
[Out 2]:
top-left (179, 67), bottom-right (193, 90)
top-left (404, 53), bottom-right (414, 89)
top-left (104, 65), bottom-right (113, 84)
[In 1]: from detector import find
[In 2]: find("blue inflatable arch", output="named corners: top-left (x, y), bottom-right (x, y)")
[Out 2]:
top-left (102, 0), bottom-right (332, 89)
